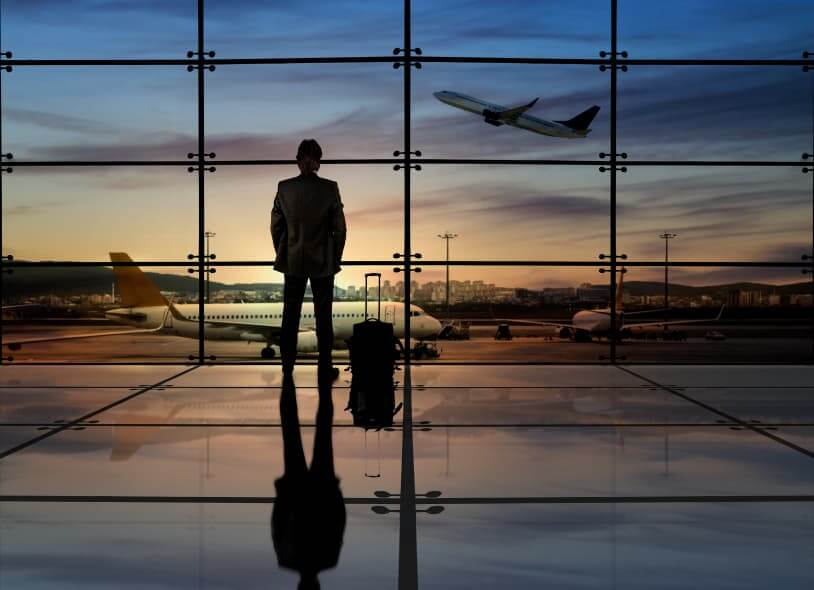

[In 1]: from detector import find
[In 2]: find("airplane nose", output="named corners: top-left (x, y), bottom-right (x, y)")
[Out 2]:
top-left (432, 317), bottom-right (443, 335)
top-left (433, 91), bottom-right (446, 100)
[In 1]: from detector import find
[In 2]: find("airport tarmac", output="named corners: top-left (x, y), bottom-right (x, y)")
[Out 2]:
top-left (2, 324), bottom-right (811, 363)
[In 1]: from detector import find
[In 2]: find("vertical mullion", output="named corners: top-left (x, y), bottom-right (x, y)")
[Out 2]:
top-left (609, 0), bottom-right (618, 363)
top-left (810, 69), bottom-right (814, 363)
top-left (398, 7), bottom-right (418, 590)
top-left (0, 28), bottom-right (4, 365)
top-left (196, 0), bottom-right (205, 363)
top-left (0, 0), bottom-right (5, 364)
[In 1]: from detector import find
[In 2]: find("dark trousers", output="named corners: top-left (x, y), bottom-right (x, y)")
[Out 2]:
top-left (281, 274), bottom-right (334, 372)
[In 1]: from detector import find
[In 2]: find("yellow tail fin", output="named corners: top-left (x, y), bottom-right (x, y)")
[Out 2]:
top-left (109, 252), bottom-right (168, 308)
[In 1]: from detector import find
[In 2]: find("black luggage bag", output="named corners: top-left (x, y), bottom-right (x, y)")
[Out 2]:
top-left (346, 273), bottom-right (402, 430)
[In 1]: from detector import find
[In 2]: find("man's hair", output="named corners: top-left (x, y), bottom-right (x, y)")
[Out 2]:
top-left (296, 139), bottom-right (323, 162)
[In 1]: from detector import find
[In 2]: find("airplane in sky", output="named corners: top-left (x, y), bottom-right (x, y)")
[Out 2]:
top-left (493, 269), bottom-right (724, 342)
top-left (3, 252), bottom-right (443, 359)
top-left (433, 90), bottom-right (600, 138)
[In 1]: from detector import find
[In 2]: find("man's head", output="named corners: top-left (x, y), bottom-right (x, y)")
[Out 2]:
top-left (296, 139), bottom-right (323, 175)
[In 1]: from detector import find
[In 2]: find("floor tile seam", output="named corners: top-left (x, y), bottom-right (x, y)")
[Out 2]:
top-left (0, 366), bottom-right (200, 460)
top-left (1, 422), bottom-right (811, 428)
top-left (617, 366), bottom-right (814, 460)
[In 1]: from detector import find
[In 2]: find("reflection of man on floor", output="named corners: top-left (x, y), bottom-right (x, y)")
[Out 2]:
top-left (272, 375), bottom-right (346, 590)
top-left (271, 139), bottom-right (347, 380)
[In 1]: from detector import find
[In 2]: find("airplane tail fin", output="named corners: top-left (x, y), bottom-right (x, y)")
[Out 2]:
top-left (556, 105), bottom-right (601, 131)
top-left (109, 252), bottom-right (168, 308)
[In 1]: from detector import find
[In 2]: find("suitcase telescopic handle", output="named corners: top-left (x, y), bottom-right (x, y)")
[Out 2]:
top-left (364, 272), bottom-right (382, 319)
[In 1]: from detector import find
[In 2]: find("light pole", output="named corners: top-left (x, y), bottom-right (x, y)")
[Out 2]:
top-left (437, 232), bottom-right (457, 321)
top-left (659, 232), bottom-right (677, 325)
top-left (204, 231), bottom-right (216, 303)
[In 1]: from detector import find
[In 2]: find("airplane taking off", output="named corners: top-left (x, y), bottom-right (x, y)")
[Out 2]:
top-left (433, 90), bottom-right (600, 138)
top-left (493, 270), bottom-right (724, 342)
top-left (3, 252), bottom-right (442, 359)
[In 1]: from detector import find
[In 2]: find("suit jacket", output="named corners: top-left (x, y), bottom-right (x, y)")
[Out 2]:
top-left (271, 173), bottom-right (347, 278)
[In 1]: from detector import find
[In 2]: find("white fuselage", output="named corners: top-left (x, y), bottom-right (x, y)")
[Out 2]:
top-left (105, 301), bottom-right (442, 352)
top-left (433, 91), bottom-right (588, 138)
top-left (572, 309), bottom-right (619, 335)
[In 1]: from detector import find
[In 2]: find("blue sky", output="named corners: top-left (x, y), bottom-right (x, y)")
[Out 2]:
top-left (0, 0), bottom-right (812, 288)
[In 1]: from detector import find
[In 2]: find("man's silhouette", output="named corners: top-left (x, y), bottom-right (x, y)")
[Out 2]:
top-left (271, 139), bottom-right (347, 379)
top-left (272, 374), bottom-right (346, 590)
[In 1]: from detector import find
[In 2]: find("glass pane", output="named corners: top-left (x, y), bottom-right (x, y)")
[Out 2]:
top-left (618, 166), bottom-right (812, 262)
top-left (617, 266), bottom-right (812, 363)
top-left (413, 65), bottom-right (608, 160)
top-left (204, 165), bottom-right (401, 262)
top-left (413, 0), bottom-right (610, 58)
top-left (0, 1), bottom-right (196, 59)
top-left (620, 0), bottom-right (813, 59)
top-left (2, 264), bottom-right (199, 362)
top-left (618, 67), bottom-right (811, 162)
top-left (206, 0), bottom-right (401, 58)
top-left (412, 166), bottom-right (608, 261)
top-left (201, 266), bottom-right (408, 363)
top-left (205, 65), bottom-right (402, 160)
top-left (412, 266), bottom-right (611, 363)
top-left (3, 67), bottom-right (196, 161)
top-left (2, 167), bottom-right (197, 261)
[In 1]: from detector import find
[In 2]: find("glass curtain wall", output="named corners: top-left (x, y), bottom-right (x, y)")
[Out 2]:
top-left (0, 0), bottom-right (811, 365)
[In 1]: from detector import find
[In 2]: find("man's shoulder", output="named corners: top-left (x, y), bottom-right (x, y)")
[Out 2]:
top-left (317, 176), bottom-right (338, 189)
top-left (278, 176), bottom-right (301, 189)
top-left (278, 175), bottom-right (337, 188)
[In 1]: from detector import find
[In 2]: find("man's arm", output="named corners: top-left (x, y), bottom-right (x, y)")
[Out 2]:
top-left (332, 182), bottom-right (347, 268)
top-left (271, 186), bottom-right (286, 253)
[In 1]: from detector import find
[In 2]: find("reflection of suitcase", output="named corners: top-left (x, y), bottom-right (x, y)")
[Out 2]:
top-left (346, 273), bottom-right (402, 430)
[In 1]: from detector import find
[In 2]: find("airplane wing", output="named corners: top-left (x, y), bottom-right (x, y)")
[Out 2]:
top-left (3, 325), bottom-right (166, 349)
top-left (2, 303), bottom-right (43, 311)
top-left (483, 318), bottom-right (575, 330)
top-left (625, 305), bottom-right (725, 330)
top-left (495, 98), bottom-right (539, 123)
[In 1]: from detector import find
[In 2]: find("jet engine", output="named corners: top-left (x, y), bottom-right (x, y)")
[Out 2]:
top-left (482, 109), bottom-right (504, 126)
top-left (296, 331), bottom-right (319, 353)
top-left (558, 327), bottom-right (574, 340)
top-left (574, 330), bottom-right (593, 343)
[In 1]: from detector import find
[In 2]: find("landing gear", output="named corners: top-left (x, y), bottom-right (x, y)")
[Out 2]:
top-left (260, 346), bottom-right (276, 360)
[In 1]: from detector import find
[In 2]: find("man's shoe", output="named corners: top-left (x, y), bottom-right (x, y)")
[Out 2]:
top-left (319, 366), bottom-right (340, 382)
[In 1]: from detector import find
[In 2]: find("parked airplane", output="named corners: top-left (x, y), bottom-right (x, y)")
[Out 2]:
top-left (492, 270), bottom-right (724, 342)
top-left (3, 252), bottom-right (443, 359)
top-left (433, 90), bottom-right (600, 138)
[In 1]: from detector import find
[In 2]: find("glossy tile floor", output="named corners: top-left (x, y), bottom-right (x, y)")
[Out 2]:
top-left (0, 364), bottom-right (812, 589)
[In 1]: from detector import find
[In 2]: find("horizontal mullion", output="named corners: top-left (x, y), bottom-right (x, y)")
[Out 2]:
top-left (0, 494), bottom-right (810, 504)
top-left (3, 57), bottom-right (810, 67)
top-left (4, 159), bottom-right (401, 167)
top-left (4, 159), bottom-right (810, 167)
top-left (3, 260), bottom-right (810, 268)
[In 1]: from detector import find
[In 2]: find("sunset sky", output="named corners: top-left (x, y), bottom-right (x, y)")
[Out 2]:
top-left (1, 0), bottom-right (812, 291)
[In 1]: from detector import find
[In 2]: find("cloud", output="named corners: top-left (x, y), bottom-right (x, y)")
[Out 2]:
top-left (5, 108), bottom-right (120, 136)
top-left (2, 201), bottom-right (64, 216)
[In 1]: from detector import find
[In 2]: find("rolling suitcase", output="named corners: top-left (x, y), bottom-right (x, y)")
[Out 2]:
top-left (346, 273), bottom-right (402, 430)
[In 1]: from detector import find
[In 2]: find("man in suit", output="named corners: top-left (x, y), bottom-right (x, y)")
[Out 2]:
top-left (271, 139), bottom-right (347, 380)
